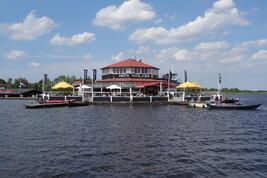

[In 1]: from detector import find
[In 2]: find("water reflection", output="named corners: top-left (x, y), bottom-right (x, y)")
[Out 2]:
top-left (0, 94), bottom-right (267, 177)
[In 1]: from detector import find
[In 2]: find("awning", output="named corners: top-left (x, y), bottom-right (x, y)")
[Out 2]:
top-left (75, 85), bottom-right (91, 89)
top-left (106, 84), bottom-right (122, 90)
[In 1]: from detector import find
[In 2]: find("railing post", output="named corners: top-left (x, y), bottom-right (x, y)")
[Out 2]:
top-left (130, 95), bottom-right (133, 103)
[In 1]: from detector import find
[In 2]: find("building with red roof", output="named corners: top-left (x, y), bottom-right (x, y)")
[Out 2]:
top-left (101, 58), bottom-right (159, 80)
top-left (95, 58), bottom-right (177, 95)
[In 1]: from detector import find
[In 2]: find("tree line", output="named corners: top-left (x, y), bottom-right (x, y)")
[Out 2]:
top-left (0, 75), bottom-right (84, 90)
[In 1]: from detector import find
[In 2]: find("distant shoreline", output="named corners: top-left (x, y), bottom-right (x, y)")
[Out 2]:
top-left (223, 91), bottom-right (267, 94)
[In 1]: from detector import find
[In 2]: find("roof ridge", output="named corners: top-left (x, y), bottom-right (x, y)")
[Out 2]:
top-left (101, 58), bottom-right (159, 69)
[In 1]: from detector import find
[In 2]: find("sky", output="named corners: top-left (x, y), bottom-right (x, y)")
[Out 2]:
top-left (0, 0), bottom-right (267, 90)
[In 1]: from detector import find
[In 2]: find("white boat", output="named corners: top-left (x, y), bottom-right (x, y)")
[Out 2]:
top-left (188, 102), bottom-right (208, 108)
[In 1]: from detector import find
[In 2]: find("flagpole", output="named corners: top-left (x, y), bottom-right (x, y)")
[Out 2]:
top-left (217, 73), bottom-right (221, 96)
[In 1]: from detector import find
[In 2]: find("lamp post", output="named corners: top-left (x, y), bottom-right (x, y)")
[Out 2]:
top-left (160, 81), bottom-right (162, 95)
top-left (167, 70), bottom-right (171, 101)
top-left (92, 69), bottom-right (97, 102)
top-left (42, 74), bottom-right (47, 100)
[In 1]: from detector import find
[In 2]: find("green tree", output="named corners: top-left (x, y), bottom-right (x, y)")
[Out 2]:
top-left (0, 78), bottom-right (6, 87)
top-left (13, 78), bottom-right (29, 88)
top-left (53, 75), bottom-right (77, 84)
top-left (6, 78), bottom-right (13, 88)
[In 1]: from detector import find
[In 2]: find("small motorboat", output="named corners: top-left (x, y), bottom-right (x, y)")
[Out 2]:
top-left (222, 97), bottom-right (239, 104)
top-left (38, 99), bottom-right (75, 104)
top-left (25, 102), bottom-right (70, 109)
top-left (188, 102), bottom-right (208, 108)
top-left (25, 99), bottom-right (75, 109)
top-left (208, 103), bottom-right (262, 110)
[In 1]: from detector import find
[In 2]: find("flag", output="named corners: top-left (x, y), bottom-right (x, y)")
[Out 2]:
top-left (184, 70), bottom-right (187, 82)
top-left (93, 69), bottom-right (97, 82)
top-left (169, 70), bottom-right (172, 80)
top-left (19, 82), bottom-right (26, 88)
top-left (218, 73), bottom-right (222, 84)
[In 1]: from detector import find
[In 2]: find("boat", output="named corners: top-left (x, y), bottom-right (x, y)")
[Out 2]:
top-left (68, 101), bottom-right (89, 107)
top-left (25, 102), bottom-right (70, 109)
top-left (222, 97), bottom-right (239, 104)
top-left (188, 102), bottom-right (208, 108)
top-left (25, 99), bottom-right (75, 109)
top-left (208, 103), bottom-right (262, 110)
top-left (38, 99), bottom-right (75, 104)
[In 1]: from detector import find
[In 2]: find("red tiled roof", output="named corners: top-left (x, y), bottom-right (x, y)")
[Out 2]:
top-left (101, 59), bottom-right (159, 69)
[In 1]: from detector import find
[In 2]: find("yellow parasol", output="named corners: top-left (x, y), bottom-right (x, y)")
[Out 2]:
top-left (52, 81), bottom-right (74, 90)
top-left (176, 81), bottom-right (203, 101)
top-left (176, 81), bottom-right (202, 89)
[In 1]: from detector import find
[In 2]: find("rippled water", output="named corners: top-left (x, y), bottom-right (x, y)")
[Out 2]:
top-left (1, 94), bottom-right (267, 177)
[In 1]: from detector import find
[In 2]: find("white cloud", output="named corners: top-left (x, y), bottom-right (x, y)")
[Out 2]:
top-left (155, 40), bottom-right (249, 64)
top-left (5, 50), bottom-right (27, 59)
top-left (29, 62), bottom-right (40, 67)
top-left (195, 41), bottom-right (230, 51)
top-left (82, 53), bottom-right (91, 59)
top-left (241, 39), bottom-right (267, 48)
top-left (93, 0), bottom-right (156, 30)
top-left (112, 52), bottom-right (125, 61)
top-left (136, 46), bottom-right (150, 54)
top-left (252, 50), bottom-right (267, 60)
top-left (129, 0), bottom-right (249, 44)
top-left (8, 11), bottom-right (56, 40)
top-left (156, 47), bottom-right (192, 61)
top-left (174, 49), bottom-right (192, 61)
top-left (156, 47), bottom-right (178, 61)
top-left (50, 32), bottom-right (95, 46)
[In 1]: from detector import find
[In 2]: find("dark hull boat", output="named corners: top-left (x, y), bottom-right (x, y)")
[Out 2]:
top-left (222, 98), bottom-right (239, 104)
top-left (208, 103), bottom-right (261, 110)
top-left (68, 101), bottom-right (89, 107)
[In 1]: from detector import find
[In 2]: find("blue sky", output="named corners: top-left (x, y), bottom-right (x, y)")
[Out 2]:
top-left (0, 0), bottom-right (267, 90)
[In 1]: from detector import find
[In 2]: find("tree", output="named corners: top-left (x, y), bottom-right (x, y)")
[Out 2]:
top-left (0, 79), bottom-right (6, 87)
top-left (53, 75), bottom-right (77, 84)
top-left (6, 78), bottom-right (13, 88)
top-left (13, 78), bottom-right (29, 88)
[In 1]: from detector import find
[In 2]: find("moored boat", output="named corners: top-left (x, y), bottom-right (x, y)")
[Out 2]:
top-left (188, 102), bottom-right (208, 108)
top-left (68, 101), bottom-right (89, 107)
top-left (25, 102), bottom-right (70, 109)
top-left (208, 103), bottom-right (261, 110)
top-left (38, 99), bottom-right (75, 104)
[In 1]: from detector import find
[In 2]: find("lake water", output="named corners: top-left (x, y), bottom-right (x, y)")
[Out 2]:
top-left (1, 94), bottom-right (267, 177)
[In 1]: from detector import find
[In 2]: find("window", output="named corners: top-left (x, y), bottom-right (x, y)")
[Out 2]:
top-left (144, 69), bottom-right (147, 73)
top-left (141, 68), bottom-right (145, 73)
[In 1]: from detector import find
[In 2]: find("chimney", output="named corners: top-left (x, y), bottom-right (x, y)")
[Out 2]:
top-left (139, 59), bottom-right (142, 62)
